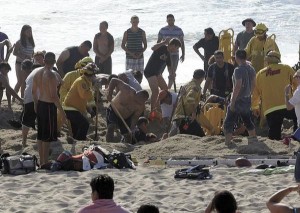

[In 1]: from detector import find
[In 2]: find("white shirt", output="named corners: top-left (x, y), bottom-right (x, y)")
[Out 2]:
top-left (24, 68), bottom-right (40, 104)
top-left (160, 92), bottom-right (177, 118)
top-left (289, 85), bottom-right (300, 126)
top-left (125, 71), bottom-right (142, 91)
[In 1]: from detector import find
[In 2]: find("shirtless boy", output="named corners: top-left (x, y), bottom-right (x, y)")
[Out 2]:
top-left (32, 52), bottom-right (66, 165)
top-left (106, 78), bottom-right (149, 143)
top-left (93, 21), bottom-right (114, 75)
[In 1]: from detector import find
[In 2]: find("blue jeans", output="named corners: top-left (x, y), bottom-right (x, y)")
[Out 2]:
top-left (223, 98), bottom-right (255, 134)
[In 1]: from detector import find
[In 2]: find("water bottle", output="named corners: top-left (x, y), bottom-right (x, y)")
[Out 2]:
top-left (295, 150), bottom-right (300, 182)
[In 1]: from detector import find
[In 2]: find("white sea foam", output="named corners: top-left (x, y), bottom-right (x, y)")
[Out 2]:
top-left (1, 0), bottom-right (299, 88)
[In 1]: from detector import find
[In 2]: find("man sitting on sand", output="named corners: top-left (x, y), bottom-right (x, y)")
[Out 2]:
top-left (205, 190), bottom-right (238, 213)
top-left (0, 62), bottom-right (23, 109)
top-left (32, 52), bottom-right (66, 165)
top-left (106, 78), bottom-right (149, 143)
top-left (77, 174), bottom-right (130, 213)
top-left (138, 204), bottom-right (160, 213)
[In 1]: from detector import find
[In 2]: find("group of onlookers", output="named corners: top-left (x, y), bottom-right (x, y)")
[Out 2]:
top-left (0, 14), bottom-right (299, 164)
top-left (76, 174), bottom-right (299, 213)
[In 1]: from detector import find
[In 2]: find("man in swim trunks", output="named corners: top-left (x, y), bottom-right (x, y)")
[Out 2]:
top-left (93, 21), bottom-right (114, 75)
top-left (144, 38), bottom-right (181, 112)
top-left (0, 62), bottom-right (23, 109)
top-left (121, 15), bottom-right (147, 74)
top-left (106, 78), bottom-right (149, 143)
top-left (32, 52), bottom-right (66, 165)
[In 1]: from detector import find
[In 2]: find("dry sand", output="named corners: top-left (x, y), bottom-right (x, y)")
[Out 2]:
top-left (0, 100), bottom-right (300, 213)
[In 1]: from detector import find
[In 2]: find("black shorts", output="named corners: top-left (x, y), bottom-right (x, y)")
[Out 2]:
top-left (106, 105), bottom-right (131, 134)
top-left (21, 102), bottom-right (36, 129)
top-left (37, 100), bottom-right (57, 142)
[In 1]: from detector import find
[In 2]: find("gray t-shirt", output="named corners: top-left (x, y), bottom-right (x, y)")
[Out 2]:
top-left (233, 63), bottom-right (256, 100)
top-left (236, 31), bottom-right (255, 50)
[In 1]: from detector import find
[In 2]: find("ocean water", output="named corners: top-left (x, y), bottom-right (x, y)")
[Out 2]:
top-left (1, 0), bottom-right (300, 88)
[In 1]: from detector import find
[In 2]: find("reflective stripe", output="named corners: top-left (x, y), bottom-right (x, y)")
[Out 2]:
top-left (63, 106), bottom-right (78, 111)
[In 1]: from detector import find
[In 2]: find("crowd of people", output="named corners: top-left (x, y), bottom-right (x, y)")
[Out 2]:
top-left (0, 14), bottom-right (299, 212)
top-left (75, 174), bottom-right (299, 213)
top-left (0, 14), bottom-right (299, 165)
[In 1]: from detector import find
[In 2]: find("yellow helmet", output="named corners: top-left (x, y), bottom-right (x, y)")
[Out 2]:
top-left (254, 23), bottom-right (268, 36)
top-left (265, 50), bottom-right (281, 63)
top-left (74, 57), bottom-right (93, 70)
top-left (80, 63), bottom-right (99, 75)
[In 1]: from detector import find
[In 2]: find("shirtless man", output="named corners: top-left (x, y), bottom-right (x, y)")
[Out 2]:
top-left (106, 78), bottom-right (149, 143)
top-left (32, 52), bottom-right (66, 165)
top-left (93, 21), bottom-right (114, 75)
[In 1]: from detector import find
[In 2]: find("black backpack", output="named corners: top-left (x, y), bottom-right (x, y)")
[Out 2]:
top-left (108, 153), bottom-right (134, 169)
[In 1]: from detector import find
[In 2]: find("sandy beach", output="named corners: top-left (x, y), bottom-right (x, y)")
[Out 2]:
top-left (0, 100), bottom-right (300, 213)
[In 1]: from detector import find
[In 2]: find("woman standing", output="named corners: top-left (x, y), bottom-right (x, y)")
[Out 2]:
top-left (13, 25), bottom-right (35, 98)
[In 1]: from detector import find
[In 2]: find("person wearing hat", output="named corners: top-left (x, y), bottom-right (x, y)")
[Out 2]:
top-left (63, 63), bottom-right (99, 140)
top-left (168, 69), bottom-right (206, 137)
top-left (245, 23), bottom-right (280, 73)
top-left (58, 57), bottom-right (96, 133)
top-left (233, 18), bottom-right (256, 52)
top-left (59, 57), bottom-right (94, 104)
top-left (285, 69), bottom-right (300, 135)
top-left (193, 28), bottom-right (219, 77)
top-left (252, 51), bottom-right (297, 140)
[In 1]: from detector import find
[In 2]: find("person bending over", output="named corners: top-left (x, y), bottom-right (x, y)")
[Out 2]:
top-left (106, 78), bottom-right (149, 143)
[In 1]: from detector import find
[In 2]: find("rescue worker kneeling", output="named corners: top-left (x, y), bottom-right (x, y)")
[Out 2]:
top-left (63, 63), bottom-right (99, 140)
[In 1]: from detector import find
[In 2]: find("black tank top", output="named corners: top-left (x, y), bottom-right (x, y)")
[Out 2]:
top-left (62, 46), bottom-right (87, 74)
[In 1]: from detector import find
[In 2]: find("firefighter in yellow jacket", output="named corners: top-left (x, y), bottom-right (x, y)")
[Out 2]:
top-left (245, 23), bottom-right (280, 72)
top-left (59, 56), bottom-right (93, 103)
top-left (57, 57), bottom-right (94, 133)
top-left (63, 63), bottom-right (99, 140)
top-left (169, 69), bottom-right (206, 136)
top-left (252, 51), bottom-right (297, 140)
